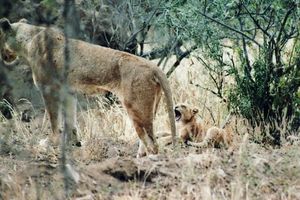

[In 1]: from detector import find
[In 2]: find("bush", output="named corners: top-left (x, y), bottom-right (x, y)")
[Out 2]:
top-left (228, 47), bottom-right (300, 144)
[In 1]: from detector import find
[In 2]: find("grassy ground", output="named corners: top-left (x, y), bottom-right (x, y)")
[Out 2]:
top-left (0, 64), bottom-right (300, 199)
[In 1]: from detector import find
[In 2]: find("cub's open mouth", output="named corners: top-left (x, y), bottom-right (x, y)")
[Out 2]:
top-left (174, 109), bottom-right (182, 121)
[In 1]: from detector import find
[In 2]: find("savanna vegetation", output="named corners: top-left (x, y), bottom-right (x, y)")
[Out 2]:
top-left (0, 0), bottom-right (299, 199)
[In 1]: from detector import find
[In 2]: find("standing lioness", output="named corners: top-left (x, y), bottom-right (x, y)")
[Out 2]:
top-left (0, 18), bottom-right (176, 157)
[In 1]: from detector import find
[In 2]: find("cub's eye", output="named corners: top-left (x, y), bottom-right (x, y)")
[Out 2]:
top-left (181, 105), bottom-right (186, 109)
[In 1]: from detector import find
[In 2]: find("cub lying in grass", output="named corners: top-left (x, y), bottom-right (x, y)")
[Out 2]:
top-left (158, 104), bottom-right (232, 148)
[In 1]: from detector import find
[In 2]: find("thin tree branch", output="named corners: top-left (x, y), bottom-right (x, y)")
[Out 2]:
top-left (124, 0), bottom-right (162, 51)
top-left (166, 45), bottom-right (197, 77)
top-left (208, 72), bottom-right (219, 92)
top-left (198, 10), bottom-right (262, 47)
top-left (277, 6), bottom-right (295, 44)
top-left (192, 82), bottom-right (227, 102)
top-left (195, 55), bottom-right (215, 72)
top-left (238, 14), bottom-right (253, 83)
top-left (288, 35), bottom-right (299, 68)
top-left (220, 112), bottom-right (232, 129)
top-left (141, 48), bottom-right (168, 60)
top-left (205, 106), bottom-right (216, 124)
top-left (141, 37), bottom-right (179, 60)
top-left (241, 1), bottom-right (272, 39)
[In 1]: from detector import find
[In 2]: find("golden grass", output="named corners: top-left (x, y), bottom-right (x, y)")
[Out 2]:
top-left (0, 62), bottom-right (299, 199)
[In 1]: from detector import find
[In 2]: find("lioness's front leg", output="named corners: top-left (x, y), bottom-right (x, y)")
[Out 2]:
top-left (64, 92), bottom-right (81, 147)
top-left (41, 85), bottom-right (80, 147)
top-left (41, 85), bottom-right (61, 145)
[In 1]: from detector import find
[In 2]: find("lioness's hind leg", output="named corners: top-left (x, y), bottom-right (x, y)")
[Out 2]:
top-left (123, 79), bottom-right (159, 157)
top-left (137, 139), bottom-right (147, 158)
top-left (133, 121), bottom-right (158, 157)
top-left (124, 101), bottom-right (158, 157)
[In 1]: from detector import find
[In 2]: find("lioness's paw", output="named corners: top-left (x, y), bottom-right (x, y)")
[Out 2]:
top-left (72, 141), bottom-right (82, 147)
top-left (69, 128), bottom-right (82, 147)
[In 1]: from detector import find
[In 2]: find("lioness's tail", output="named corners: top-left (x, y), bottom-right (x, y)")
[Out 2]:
top-left (154, 69), bottom-right (176, 147)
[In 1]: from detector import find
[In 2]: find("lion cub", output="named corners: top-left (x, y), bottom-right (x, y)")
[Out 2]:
top-left (159, 104), bottom-right (232, 148)
top-left (174, 104), bottom-right (232, 148)
top-left (174, 104), bottom-right (205, 142)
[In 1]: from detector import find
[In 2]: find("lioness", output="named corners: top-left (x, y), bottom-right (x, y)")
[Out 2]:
top-left (0, 18), bottom-right (176, 157)
top-left (159, 104), bottom-right (232, 148)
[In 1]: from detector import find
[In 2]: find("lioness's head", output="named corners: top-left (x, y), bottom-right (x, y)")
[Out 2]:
top-left (0, 18), bottom-right (18, 63)
top-left (0, 18), bottom-right (32, 63)
top-left (174, 104), bottom-right (198, 123)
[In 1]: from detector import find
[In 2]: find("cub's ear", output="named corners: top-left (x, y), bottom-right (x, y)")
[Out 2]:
top-left (192, 108), bottom-right (199, 115)
top-left (19, 18), bottom-right (28, 23)
top-left (0, 18), bottom-right (11, 32)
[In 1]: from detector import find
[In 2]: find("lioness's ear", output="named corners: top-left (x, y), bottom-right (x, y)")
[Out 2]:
top-left (0, 18), bottom-right (11, 32)
top-left (192, 108), bottom-right (199, 115)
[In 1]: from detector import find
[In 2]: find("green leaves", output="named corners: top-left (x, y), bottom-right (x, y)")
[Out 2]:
top-left (159, 0), bottom-right (300, 144)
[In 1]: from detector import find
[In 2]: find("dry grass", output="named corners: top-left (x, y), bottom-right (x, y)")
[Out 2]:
top-left (0, 61), bottom-right (299, 200)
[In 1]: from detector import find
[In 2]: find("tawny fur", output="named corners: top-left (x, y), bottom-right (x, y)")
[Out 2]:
top-left (187, 126), bottom-right (232, 148)
top-left (159, 104), bottom-right (232, 148)
top-left (0, 18), bottom-right (176, 157)
top-left (174, 104), bottom-right (205, 142)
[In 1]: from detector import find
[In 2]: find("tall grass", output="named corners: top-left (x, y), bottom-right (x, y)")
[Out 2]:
top-left (0, 59), bottom-right (299, 199)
